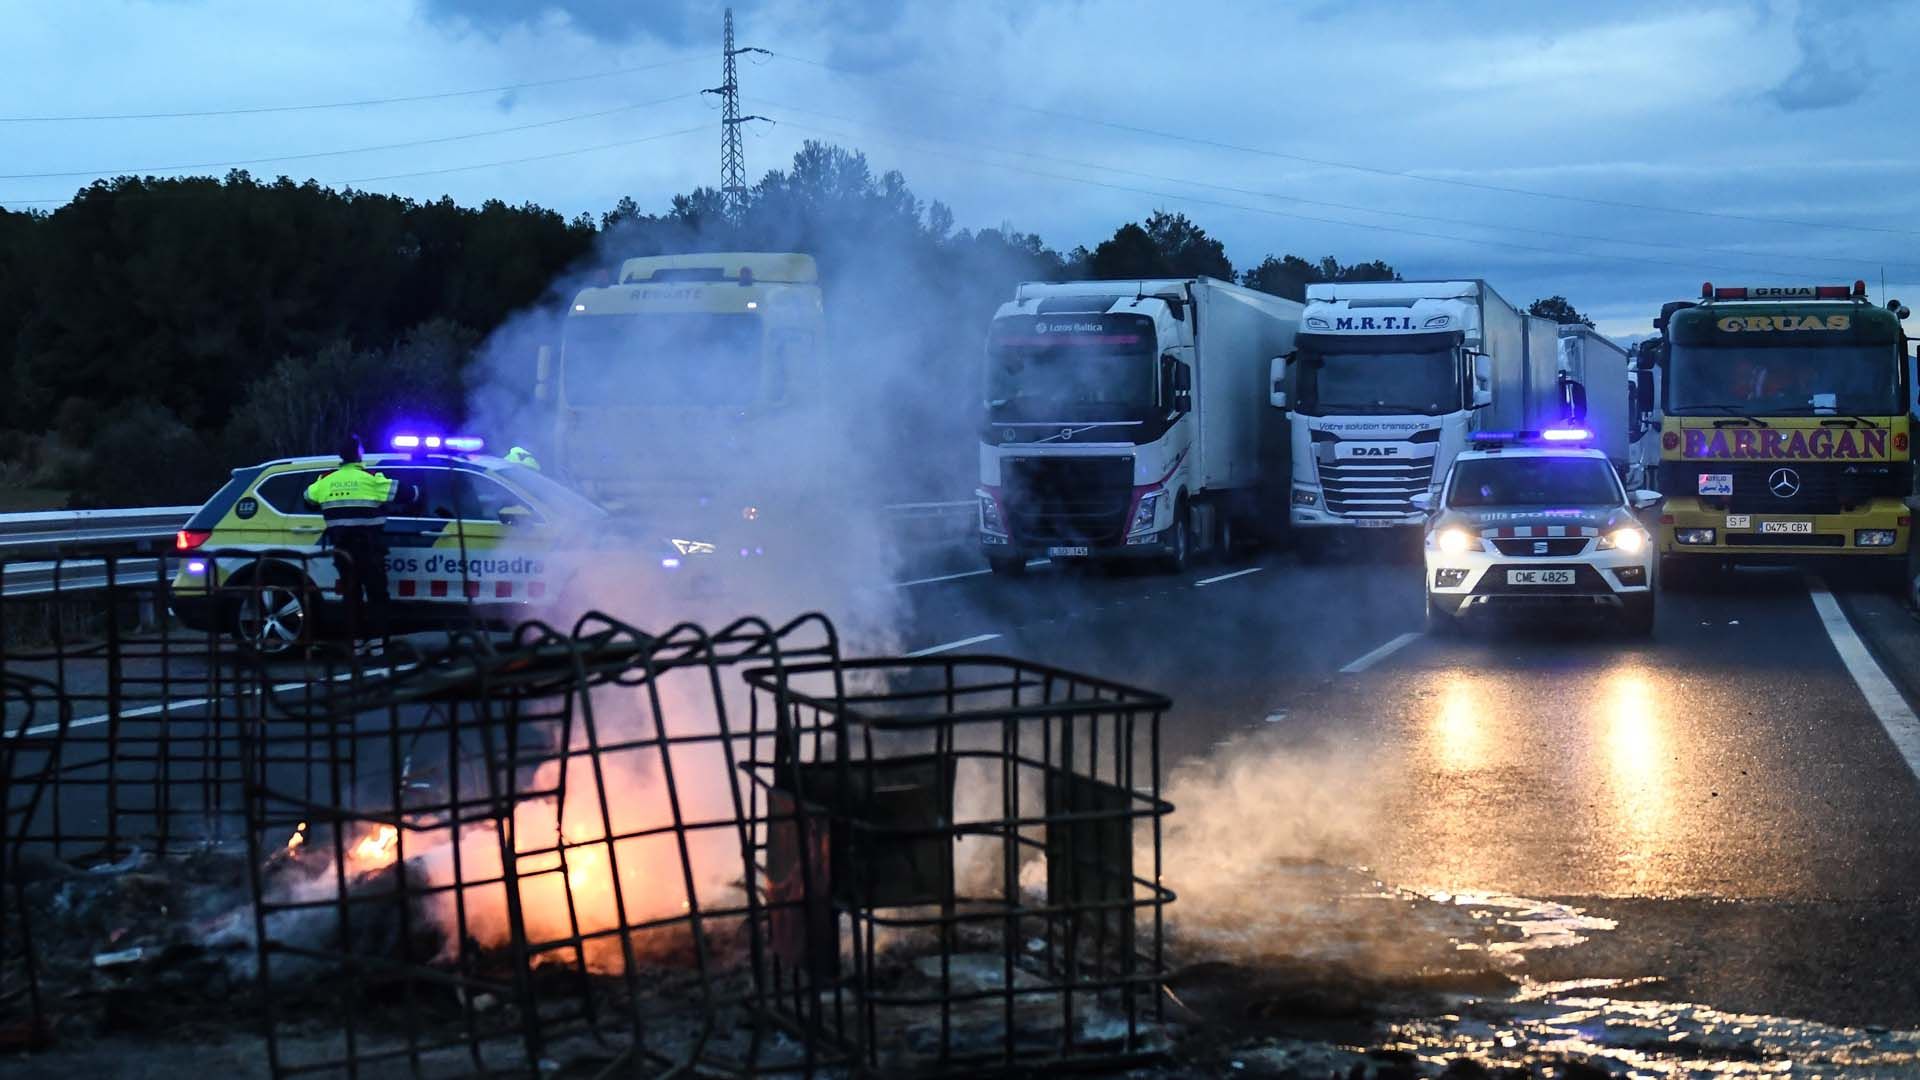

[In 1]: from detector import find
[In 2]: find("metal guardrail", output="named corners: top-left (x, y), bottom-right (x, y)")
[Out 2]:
top-left (0, 505), bottom-right (195, 555)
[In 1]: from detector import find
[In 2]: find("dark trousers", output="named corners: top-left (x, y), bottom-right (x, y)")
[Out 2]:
top-left (326, 526), bottom-right (390, 635)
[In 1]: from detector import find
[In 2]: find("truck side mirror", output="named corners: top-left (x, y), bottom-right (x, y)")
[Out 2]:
top-left (535, 345), bottom-right (553, 404)
top-left (1269, 356), bottom-right (1289, 409)
top-left (1635, 369), bottom-right (1654, 414)
top-left (1562, 377), bottom-right (1589, 422)
top-left (1471, 352), bottom-right (1493, 408)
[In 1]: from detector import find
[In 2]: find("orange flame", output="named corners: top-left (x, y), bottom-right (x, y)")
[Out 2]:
top-left (285, 821), bottom-right (308, 854)
top-left (350, 824), bottom-right (399, 869)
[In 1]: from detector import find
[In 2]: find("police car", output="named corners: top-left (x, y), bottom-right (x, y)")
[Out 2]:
top-left (169, 435), bottom-right (704, 653)
top-left (1413, 429), bottom-right (1663, 635)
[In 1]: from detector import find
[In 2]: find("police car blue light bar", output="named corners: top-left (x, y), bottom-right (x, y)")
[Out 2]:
top-left (1541, 427), bottom-right (1592, 442)
top-left (1471, 428), bottom-right (1594, 447)
top-left (390, 434), bottom-right (485, 452)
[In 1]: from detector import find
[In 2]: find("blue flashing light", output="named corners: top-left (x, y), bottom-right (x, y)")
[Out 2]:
top-left (423, 435), bottom-right (442, 448)
top-left (187, 560), bottom-right (207, 575)
top-left (444, 436), bottom-right (485, 452)
top-left (1541, 427), bottom-right (1592, 442)
top-left (391, 434), bottom-right (421, 449)
top-left (391, 433), bottom-right (485, 453)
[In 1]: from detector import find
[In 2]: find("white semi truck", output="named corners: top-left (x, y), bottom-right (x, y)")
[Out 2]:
top-left (977, 277), bottom-right (1302, 574)
top-left (1274, 280), bottom-right (1560, 549)
top-left (1556, 323), bottom-right (1631, 471)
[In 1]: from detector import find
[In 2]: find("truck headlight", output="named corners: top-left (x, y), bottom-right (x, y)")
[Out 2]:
top-left (1674, 528), bottom-right (1716, 545)
top-left (1433, 527), bottom-right (1480, 554)
top-left (1292, 487), bottom-right (1319, 507)
top-left (978, 493), bottom-right (1006, 537)
top-left (1130, 491), bottom-right (1162, 535)
top-left (1598, 527), bottom-right (1647, 553)
top-left (1856, 529), bottom-right (1898, 547)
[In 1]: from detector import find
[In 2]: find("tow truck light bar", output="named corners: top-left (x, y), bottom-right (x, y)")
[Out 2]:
top-left (1701, 281), bottom-right (1868, 300)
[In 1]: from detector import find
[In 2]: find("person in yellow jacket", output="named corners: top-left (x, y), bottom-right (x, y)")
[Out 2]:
top-left (304, 435), bottom-right (414, 633)
top-left (504, 445), bottom-right (541, 470)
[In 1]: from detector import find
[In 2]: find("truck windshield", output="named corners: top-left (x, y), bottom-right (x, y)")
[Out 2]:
top-left (1667, 343), bottom-right (1902, 415)
top-left (1449, 457), bottom-right (1622, 508)
top-left (561, 313), bottom-right (763, 407)
top-left (1296, 343), bottom-right (1457, 415)
top-left (986, 332), bottom-right (1155, 419)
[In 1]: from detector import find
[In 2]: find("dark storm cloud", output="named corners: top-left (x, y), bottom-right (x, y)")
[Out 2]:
top-left (1766, 7), bottom-right (1876, 111)
top-left (420, 0), bottom-right (907, 47)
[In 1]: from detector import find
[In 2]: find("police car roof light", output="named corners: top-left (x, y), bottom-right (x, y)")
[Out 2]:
top-left (1541, 427), bottom-right (1592, 442)
top-left (444, 436), bottom-right (485, 452)
top-left (390, 433), bottom-right (485, 453)
top-left (391, 434), bottom-right (421, 449)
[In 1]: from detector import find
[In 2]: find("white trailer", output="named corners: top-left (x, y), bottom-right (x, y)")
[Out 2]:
top-left (1276, 280), bottom-right (1560, 542)
top-left (977, 277), bottom-right (1302, 573)
top-left (1556, 323), bottom-right (1631, 471)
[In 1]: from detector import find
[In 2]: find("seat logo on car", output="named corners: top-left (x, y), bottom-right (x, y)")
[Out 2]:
top-left (1768, 467), bottom-right (1801, 498)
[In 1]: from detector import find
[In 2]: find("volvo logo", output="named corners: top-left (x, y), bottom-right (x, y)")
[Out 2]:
top-left (1768, 467), bottom-right (1802, 498)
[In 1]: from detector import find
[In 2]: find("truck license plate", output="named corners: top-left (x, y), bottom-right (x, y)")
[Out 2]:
top-left (1507, 569), bottom-right (1574, 585)
top-left (1354, 519), bottom-right (1396, 529)
top-left (1760, 521), bottom-right (1813, 534)
top-left (1726, 514), bottom-right (1751, 529)
top-left (1047, 546), bottom-right (1089, 557)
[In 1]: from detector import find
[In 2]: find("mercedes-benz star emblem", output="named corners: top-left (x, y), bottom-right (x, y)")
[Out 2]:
top-left (1768, 467), bottom-right (1802, 498)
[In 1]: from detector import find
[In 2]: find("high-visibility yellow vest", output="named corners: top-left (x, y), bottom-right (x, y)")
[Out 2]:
top-left (305, 462), bottom-right (400, 527)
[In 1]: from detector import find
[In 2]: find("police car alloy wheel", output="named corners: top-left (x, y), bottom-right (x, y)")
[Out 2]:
top-left (236, 580), bottom-right (309, 654)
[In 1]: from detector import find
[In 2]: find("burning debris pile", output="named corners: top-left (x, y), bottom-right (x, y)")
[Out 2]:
top-left (5, 606), bottom-right (1176, 1076)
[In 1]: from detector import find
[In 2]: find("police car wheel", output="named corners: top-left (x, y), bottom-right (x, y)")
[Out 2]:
top-left (235, 577), bottom-right (311, 655)
top-left (1621, 596), bottom-right (1656, 637)
top-left (1424, 592), bottom-right (1459, 636)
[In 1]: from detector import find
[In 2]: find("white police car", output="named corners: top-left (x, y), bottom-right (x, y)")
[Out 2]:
top-left (1413, 430), bottom-right (1663, 635)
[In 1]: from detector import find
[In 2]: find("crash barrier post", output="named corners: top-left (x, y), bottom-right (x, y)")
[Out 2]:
top-left (739, 654), bottom-right (1174, 1074)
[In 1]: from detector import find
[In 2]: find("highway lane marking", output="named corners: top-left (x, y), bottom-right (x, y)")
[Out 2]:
top-left (1808, 578), bottom-right (1920, 779)
top-left (15, 664), bottom-right (400, 738)
top-left (1339, 632), bottom-right (1421, 674)
top-left (1195, 566), bottom-right (1264, 586)
top-left (905, 633), bottom-right (1002, 657)
top-left (891, 558), bottom-right (1050, 589)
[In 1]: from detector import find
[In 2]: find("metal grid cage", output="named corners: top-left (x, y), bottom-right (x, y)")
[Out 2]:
top-left (739, 654), bottom-right (1175, 1075)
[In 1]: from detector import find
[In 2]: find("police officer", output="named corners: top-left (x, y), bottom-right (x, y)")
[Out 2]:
top-left (505, 445), bottom-right (541, 470)
top-left (305, 436), bottom-right (412, 635)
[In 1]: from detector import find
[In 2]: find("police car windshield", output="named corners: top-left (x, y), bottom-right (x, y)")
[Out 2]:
top-left (562, 313), bottom-right (762, 407)
top-left (1449, 457), bottom-right (1621, 508)
top-left (500, 466), bottom-right (607, 520)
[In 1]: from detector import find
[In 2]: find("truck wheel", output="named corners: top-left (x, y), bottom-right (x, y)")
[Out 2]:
top-left (1424, 592), bottom-right (1458, 636)
top-left (1161, 503), bottom-right (1192, 574)
top-left (1216, 512), bottom-right (1237, 562)
top-left (987, 555), bottom-right (1027, 577)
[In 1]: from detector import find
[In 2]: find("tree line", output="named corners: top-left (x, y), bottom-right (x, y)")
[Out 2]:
top-left (0, 141), bottom-right (1591, 507)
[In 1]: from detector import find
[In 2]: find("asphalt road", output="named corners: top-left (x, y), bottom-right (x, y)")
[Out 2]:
top-left (883, 546), bottom-right (1920, 1066)
top-left (13, 539), bottom-right (1920, 1072)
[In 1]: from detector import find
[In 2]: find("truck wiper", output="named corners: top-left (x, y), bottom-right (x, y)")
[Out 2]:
top-left (1766, 406), bottom-right (1880, 428)
top-left (1678, 404), bottom-right (1769, 427)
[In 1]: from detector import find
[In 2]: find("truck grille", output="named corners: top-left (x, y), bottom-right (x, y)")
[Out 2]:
top-left (1688, 462), bottom-right (1902, 516)
top-left (1002, 455), bottom-right (1134, 546)
top-left (1725, 533), bottom-right (1846, 548)
top-left (1316, 458), bottom-right (1434, 516)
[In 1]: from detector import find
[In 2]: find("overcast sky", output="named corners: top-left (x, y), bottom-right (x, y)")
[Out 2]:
top-left (6, 0), bottom-right (1918, 339)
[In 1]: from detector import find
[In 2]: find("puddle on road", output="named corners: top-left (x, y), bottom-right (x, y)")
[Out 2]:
top-left (1167, 862), bottom-right (1920, 1077)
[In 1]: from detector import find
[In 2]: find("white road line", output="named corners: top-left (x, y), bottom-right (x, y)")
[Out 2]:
top-left (905, 633), bottom-right (1002, 658)
top-left (1195, 566), bottom-right (1264, 587)
top-left (1807, 578), bottom-right (1920, 778)
top-left (1339, 632), bottom-right (1421, 675)
top-left (17, 664), bottom-right (398, 738)
top-left (889, 558), bottom-right (1050, 589)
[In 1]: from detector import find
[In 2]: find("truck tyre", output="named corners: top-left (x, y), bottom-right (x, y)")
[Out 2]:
top-left (1621, 595), bottom-right (1656, 637)
top-left (1424, 592), bottom-right (1459, 636)
top-left (1161, 502), bottom-right (1192, 574)
top-left (987, 555), bottom-right (1027, 577)
top-left (1216, 511), bottom-right (1237, 562)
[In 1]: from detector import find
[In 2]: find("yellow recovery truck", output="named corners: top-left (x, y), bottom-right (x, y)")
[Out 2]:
top-left (1653, 281), bottom-right (1915, 588)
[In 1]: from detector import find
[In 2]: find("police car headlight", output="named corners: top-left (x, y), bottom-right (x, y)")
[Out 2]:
top-left (1129, 491), bottom-right (1163, 535)
top-left (1599, 527), bottom-right (1647, 554)
top-left (1434, 528), bottom-right (1479, 554)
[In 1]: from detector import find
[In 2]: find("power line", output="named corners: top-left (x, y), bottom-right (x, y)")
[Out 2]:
top-left (0, 56), bottom-right (705, 123)
top-left (767, 51), bottom-right (1920, 241)
top-left (766, 115), bottom-right (1821, 281)
top-left (754, 99), bottom-right (1920, 279)
top-left (0, 93), bottom-right (704, 182)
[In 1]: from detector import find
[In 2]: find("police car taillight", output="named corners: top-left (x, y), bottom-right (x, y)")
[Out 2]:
top-left (177, 529), bottom-right (211, 551)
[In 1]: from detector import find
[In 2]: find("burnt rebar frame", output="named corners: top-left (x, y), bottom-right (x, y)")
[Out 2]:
top-left (243, 609), bottom-right (847, 1078)
top-left (739, 653), bottom-right (1175, 1075)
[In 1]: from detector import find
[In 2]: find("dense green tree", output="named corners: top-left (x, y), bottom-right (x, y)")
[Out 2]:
top-left (1082, 211), bottom-right (1233, 281)
top-left (1240, 253), bottom-right (1401, 301)
top-left (1529, 295), bottom-right (1595, 327)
